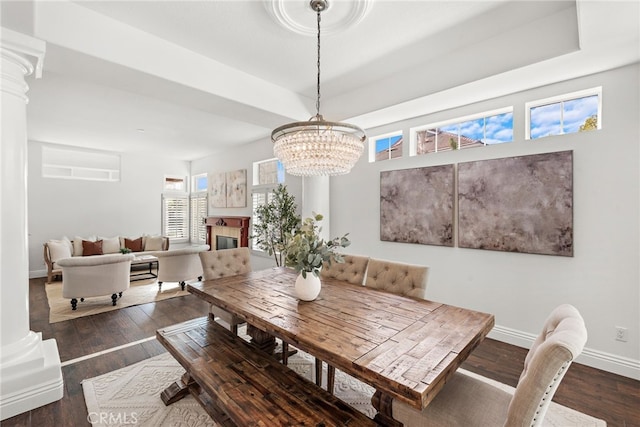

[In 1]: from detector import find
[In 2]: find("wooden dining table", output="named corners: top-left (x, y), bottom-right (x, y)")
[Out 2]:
top-left (187, 267), bottom-right (494, 425)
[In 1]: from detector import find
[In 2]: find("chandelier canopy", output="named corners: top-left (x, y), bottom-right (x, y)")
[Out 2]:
top-left (271, 0), bottom-right (366, 176)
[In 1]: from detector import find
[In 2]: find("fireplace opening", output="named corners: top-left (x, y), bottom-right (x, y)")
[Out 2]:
top-left (216, 235), bottom-right (238, 250)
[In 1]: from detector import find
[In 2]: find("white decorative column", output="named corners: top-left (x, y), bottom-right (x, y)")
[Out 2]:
top-left (302, 176), bottom-right (330, 240)
top-left (0, 28), bottom-right (63, 421)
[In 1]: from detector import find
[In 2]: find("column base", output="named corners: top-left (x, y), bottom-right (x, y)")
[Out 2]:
top-left (0, 334), bottom-right (63, 421)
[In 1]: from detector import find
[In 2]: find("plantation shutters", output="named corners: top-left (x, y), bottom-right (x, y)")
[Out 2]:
top-left (162, 195), bottom-right (189, 241)
top-left (190, 193), bottom-right (208, 244)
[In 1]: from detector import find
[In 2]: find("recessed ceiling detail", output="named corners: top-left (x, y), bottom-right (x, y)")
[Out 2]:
top-left (264, 0), bottom-right (372, 36)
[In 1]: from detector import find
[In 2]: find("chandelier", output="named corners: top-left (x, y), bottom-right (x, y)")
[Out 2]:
top-left (271, 0), bottom-right (366, 176)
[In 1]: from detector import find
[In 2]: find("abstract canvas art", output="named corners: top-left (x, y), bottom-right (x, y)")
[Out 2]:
top-left (380, 164), bottom-right (454, 246)
top-left (208, 171), bottom-right (226, 209)
top-left (458, 150), bottom-right (573, 256)
top-left (226, 169), bottom-right (247, 208)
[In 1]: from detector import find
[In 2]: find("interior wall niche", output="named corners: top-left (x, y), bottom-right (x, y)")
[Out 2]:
top-left (380, 164), bottom-right (454, 247)
top-left (458, 150), bottom-right (573, 256)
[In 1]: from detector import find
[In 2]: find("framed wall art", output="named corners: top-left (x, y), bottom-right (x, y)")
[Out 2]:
top-left (208, 171), bottom-right (226, 209)
top-left (458, 150), bottom-right (573, 256)
top-left (226, 169), bottom-right (247, 208)
top-left (380, 164), bottom-right (454, 247)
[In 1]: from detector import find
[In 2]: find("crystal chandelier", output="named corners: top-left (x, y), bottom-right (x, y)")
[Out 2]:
top-left (271, 0), bottom-right (366, 176)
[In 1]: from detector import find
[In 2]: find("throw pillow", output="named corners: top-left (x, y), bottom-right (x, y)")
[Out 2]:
top-left (73, 236), bottom-right (96, 256)
top-left (144, 235), bottom-right (164, 251)
top-left (47, 239), bottom-right (72, 263)
top-left (100, 236), bottom-right (121, 254)
top-left (125, 237), bottom-right (143, 252)
top-left (82, 239), bottom-right (103, 256)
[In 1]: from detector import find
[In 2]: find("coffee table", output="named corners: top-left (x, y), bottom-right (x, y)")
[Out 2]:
top-left (130, 255), bottom-right (158, 281)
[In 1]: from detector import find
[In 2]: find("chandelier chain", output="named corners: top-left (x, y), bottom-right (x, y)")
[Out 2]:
top-left (316, 5), bottom-right (321, 118)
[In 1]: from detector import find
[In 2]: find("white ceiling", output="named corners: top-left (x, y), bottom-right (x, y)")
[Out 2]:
top-left (3, 0), bottom-right (639, 161)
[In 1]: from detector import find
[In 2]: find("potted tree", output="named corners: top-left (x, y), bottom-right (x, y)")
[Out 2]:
top-left (251, 184), bottom-right (300, 266)
top-left (284, 213), bottom-right (350, 301)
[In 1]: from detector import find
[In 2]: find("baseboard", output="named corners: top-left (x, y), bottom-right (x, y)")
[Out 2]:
top-left (489, 325), bottom-right (640, 380)
top-left (29, 270), bottom-right (47, 279)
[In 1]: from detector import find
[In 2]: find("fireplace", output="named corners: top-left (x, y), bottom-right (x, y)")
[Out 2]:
top-left (205, 216), bottom-right (250, 250)
top-left (216, 235), bottom-right (238, 250)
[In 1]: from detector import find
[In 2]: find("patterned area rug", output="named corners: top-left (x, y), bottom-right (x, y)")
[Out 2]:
top-left (46, 275), bottom-right (190, 323)
top-left (82, 346), bottom-right (605, 426)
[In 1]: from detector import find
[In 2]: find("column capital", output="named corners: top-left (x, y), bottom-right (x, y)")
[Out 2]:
top-left (1, 27), bottom-right (46, 78)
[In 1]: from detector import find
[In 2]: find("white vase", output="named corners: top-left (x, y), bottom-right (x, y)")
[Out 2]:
top-left (294, 272), bottom-right (321, 301)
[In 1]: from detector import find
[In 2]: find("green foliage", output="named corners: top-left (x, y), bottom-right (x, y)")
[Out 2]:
top-left (284, 213), bottom-right (350, 278)
top-left (579, 115), bottom-right (598, 132)
top-left (251, 184), bottom-right (300, 266)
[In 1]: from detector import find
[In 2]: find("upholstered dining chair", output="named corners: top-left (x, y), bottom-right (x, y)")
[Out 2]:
top-left (312, 254), bottom-right (370, 392)
top-left (198, 247), bottom-right (251, 335)
top-left (364, 258), bottom-right (429, 299)
top-left (391, 304), bottom-right (588, 427)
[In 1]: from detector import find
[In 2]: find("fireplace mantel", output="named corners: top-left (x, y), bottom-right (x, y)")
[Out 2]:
top-left (205, 216), bottom-right (250, 250)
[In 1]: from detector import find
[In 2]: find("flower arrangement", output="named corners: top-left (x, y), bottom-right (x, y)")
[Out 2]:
top-left (284, 213), bottom-right (350, 278)
top-left (120, 248), bottom-right (132, 254)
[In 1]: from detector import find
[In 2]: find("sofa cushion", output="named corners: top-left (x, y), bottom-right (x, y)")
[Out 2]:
top-left (125, 237), bottom-right (143, 252)
top-left (73, 236), bottom-right (95, 256)
top-left (48, 238), bottom-right (73, 263)
top-left (144, 235), bottom-right (164, 251)
top-left (100, 236), bottom-right (121, 254)
top-left (82, 239), bottom-right (103, 256)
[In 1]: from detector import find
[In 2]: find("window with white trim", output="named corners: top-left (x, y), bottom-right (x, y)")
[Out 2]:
top-left (369, 132), bottom-right (403, 162)
top-left (162, 175), bottom-right (188, 242)
top-left (251, 159), bottom-right (285, 252)
top-left (162, 195), bottom-right (189, 241)
top-left (189, 173), bottom-right (208, 244)
top-left (526, 87), bottom-right (601, 140)
top-left (411, 108), bottom-right (513, 155)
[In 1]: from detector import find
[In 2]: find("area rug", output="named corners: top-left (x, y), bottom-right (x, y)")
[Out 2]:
top-left (46, 277), bottom-right (190, 323)
top-left (82, 349), bottom-right (606, 426)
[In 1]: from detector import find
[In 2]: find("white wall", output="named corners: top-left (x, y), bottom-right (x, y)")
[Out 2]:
top-left (28, 141), bottom-right (190, 275)
top-left (330, 64), bottom-right (639, 378)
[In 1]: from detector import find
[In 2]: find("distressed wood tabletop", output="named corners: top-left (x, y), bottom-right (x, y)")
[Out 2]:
top-left (188, 267), bottom-right (494, 416)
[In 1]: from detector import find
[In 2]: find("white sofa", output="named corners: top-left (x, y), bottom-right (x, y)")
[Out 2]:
top-left (43, 235), bottom-right (169, 283)
top-left (57, 254), bottom-right (135, 310)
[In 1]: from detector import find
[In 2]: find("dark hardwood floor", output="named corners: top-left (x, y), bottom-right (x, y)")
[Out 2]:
top-left (3, 277), bottom-right (639, 426)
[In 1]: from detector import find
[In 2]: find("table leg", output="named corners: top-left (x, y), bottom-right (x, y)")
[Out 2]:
top-left (371, 390), bottom-right (404, 427)
top-left (246, 324), bottom-right (277, 354)
top-left (161, 372), bottom-right (195, 406)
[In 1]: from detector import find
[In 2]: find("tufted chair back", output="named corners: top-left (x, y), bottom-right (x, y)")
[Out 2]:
top-left (320, 255), bottom-right (370, 285)
top-left (199, 247), bottom-right (251, 335)
top-left (364, 258), bottom-right (428, 299)
top-left (199, 247), bottom-right (251, 280)
top-left (505, 304), bottom-right (587, 426)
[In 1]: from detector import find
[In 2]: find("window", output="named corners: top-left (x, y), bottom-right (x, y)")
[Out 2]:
top-left (190, 173), bottom-right (208, 244)
top-left (253, 158), bottom-right (285, 186)
top-left (251, 158), bottom-right (285, 252)
top-left (527, 87), bottom-right (601, 140)
top-left (192, 173), bottom-right (208, 192)
top-left (190, 193), bottom-right (208, 244)
top-left (369, 132), bottom-right (403, 162)
top-left (42, 145), bottom-right (120, 182)
top-left (164, 175), bottom-right (186, 192)
top-left (411, 108), bottom-right (513, 155)
top-left (162, 195), bottom-right (188, 241)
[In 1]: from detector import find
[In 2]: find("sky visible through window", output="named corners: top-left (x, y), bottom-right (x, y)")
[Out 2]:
top-left (530, 95), bottom-right (598, 139)
top-left (441, 112), bottom-right (513, 145)
top-left (376, 135), bottom-right (402, 153)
